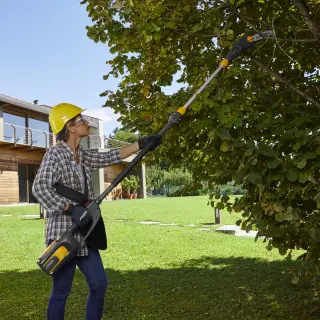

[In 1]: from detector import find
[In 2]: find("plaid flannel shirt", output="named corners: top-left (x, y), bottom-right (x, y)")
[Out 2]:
top-left (32, 141), bottom-right (122, 256)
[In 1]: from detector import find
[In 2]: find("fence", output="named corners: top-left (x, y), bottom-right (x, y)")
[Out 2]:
top-left (2, 123), bottom-right (54, 148)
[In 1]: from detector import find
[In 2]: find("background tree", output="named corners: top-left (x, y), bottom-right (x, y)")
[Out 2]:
top-left (113, 128), bottom-right (139, 143)
top-left (81, 0), bottom-right (320, 271)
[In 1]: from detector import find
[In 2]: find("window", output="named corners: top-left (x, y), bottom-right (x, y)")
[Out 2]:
top-left (28, 118), bottom-right (50, 147)
top-left (3, 113), bottom-right (26, 143)
top-left (28, 118), bottom-right (49, 132)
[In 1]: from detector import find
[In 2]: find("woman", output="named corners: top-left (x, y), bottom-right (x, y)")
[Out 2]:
top-left (32, 103), bottom-right (161, 320)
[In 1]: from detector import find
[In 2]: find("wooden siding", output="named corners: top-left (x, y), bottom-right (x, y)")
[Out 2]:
top-left (0, 147), bottom-right (44, 204)
top-left (104, 164), bottom-right (127, 200)
top-left (0, 146), bottom-right (44, 165)
top-left (0, 162), bottom-right (19, 204)
top-left (104, 163), bottom-right (127, 183)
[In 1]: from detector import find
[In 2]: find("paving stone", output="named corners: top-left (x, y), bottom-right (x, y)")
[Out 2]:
top-left (139, 221), bottom-right (161, 225)
top-left (20, 215), bottom-right (39, 218)
top-left (235, 230), bottom-right (258, 238)
top-left (216, 225), bottom-right (258, 238)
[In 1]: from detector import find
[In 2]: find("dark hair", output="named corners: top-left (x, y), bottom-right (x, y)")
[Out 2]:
top-left (56, 116), bottom-right (79, 141)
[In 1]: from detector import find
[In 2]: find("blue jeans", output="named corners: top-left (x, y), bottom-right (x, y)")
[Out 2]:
top-left (47, 245), bottom-right (108, 320)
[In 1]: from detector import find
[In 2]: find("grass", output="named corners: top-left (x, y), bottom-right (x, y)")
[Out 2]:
top-left (0, 196), bottom-right (318, 319)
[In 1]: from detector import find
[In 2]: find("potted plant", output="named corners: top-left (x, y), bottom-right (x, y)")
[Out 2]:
top-left (130, 176), bottom-right (140, 199)
top-left (121, 177), bottom-right (133, 199)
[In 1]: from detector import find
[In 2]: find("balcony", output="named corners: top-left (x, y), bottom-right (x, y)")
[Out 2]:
top-left (0, 123), bottom-right (55, 151)
top-left (0, 123), bottom-right (136, 155)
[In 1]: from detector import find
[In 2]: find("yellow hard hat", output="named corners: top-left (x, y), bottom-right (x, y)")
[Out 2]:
top-left (49, 103), bottom-right (85, 135)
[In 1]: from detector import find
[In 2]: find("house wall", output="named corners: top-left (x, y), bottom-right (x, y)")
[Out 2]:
top-left (91, 168), bottom-right (105, 199)
top-left (0, 105), bottom-right (3, 141)
top-left (0, 161), bottom-right (19, 204)
top-left (103, 163), bottom-right (125, 200)
top-left (103, 163), bottom-right (147, 199)
top-left (137, 163), bottom-right (147, 199)
top-left (0, 147), bottom-right (43, 204)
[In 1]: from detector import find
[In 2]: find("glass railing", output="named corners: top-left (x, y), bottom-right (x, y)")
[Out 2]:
top-left (1, 123), bottom-right (129, 151)
top-left (2, 123), bottom-right (54, 148)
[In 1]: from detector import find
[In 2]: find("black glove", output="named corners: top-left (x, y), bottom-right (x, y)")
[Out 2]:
top-left (66, 204), bottom-right (91, 229)
top-left (138, 134), bottom-right (162, 151)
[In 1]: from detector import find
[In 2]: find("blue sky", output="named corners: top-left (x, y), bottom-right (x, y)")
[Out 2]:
top-left (0, 1), bottom-right (181, 135)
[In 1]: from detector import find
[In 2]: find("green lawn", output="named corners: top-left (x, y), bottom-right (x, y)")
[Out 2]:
top-left (0, 196), bottom-right (318, 319)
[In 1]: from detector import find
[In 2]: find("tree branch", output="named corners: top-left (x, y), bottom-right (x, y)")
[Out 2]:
top-left (233, 4), bottom-right (319, 42)
top-left (292, 0), bottom-right (320, 37)
top-left (252, 58), bottom-right (320, 111)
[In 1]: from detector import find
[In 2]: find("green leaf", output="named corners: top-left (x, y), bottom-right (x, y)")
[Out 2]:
top-left (282, 207), bottom-right (300, 221)
top-left (191, 23), bottom-right (204, 33)
top-left (268, 226), bottom-right (283, 238)
top-left (244, 148), bottom-right (254, 156)
top-left (267, 159), bottom-right (281, 169)
top-left (296, 159), bottom-right (307, 169)
top-left (183, 5), bottom-right (190, 12)
top-left (248, 172), bottom-right (262, 184)
top-left (298, 171), bottom-right (308, 184)
top-left (266, 241), bottom-right (273, 251)
top-left (314, 192), bottom-right (320, 202)
top-left (122, 6), bottom-right (132, 14)
top-left (275, 212), bottom-right (284, 222)
top-left (227, 29), bottom-right (234, 36)
top-left (216, 202), bottom-right (225, 210)
top-left (221, 195), bottom-right (230, 203)
top-left (259, 144), bottom-right (278, 158)
top-left (220, 140), bottom-right (230, 152)
top-left (219, 128), bottom-right (233, 140)
top-left (292, 142), bottom-right (301, 150)
top-left (308, 175), bottom-right (317, 184)
top-left (287, 170), bottom-right (298, 182)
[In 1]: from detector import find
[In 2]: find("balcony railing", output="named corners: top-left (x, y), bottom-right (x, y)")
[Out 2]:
top-left (1, 123), bottom-right (134, 152)
top-left (2, 123), bottom-right (55, 149)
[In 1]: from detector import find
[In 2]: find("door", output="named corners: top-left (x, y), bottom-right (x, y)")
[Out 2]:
top-left (28, 165), bottom-right (39, 203)
top-left (18, 164), bottom-right (39, 203)
top-left (18, 164), bottom-right (28, 202)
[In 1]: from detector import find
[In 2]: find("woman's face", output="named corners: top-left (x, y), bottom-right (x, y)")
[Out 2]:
top-left (71, 114), bottom-right (89, 137)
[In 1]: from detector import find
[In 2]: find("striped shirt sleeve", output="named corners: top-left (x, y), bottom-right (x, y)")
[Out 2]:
top-left (32, 151), bottom-right (69, 215)
top-left (82, 148), bottom-right (122, 170)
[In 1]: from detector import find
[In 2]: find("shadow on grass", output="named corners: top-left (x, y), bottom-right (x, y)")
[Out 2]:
top-left (0, 257), bottom-right (318, 320)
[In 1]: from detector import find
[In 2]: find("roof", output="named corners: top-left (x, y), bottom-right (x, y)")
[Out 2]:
top-left (0, 94), bottom-right (101, 127)
top-left (0, 94), bottom-right (52, 115)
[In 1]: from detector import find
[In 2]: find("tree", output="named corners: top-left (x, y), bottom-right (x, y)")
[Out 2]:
top-left (146, 164), bottom-right (165, 194)
top-left (163, 167), bottom-right (201, 196)
top-left (113, 129), bottom-right (139, 143)
top-left (82, 0), bottom-right (320, 270)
